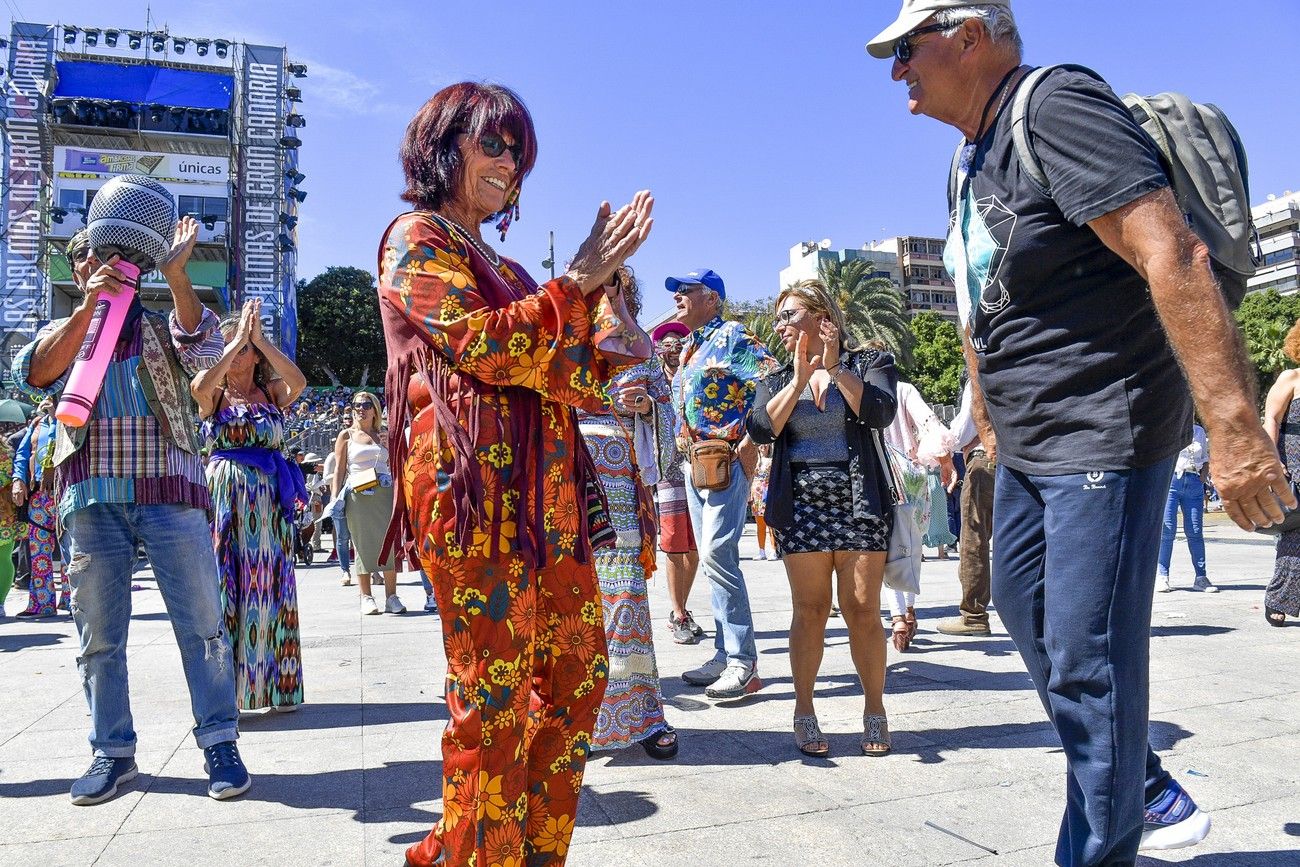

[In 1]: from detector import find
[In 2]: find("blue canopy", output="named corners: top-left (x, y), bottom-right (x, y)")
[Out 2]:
top-left (54, 61), bottom-right (233, 109)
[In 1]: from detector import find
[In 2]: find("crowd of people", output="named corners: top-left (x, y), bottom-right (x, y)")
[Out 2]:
top-left (4, 3), bottom-right (1297, 867)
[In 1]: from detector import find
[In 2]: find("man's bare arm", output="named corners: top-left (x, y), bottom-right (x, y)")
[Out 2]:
top-left (1088, 187), bottom-right (1293, 529)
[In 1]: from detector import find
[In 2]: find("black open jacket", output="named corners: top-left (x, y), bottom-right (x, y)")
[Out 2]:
top-left (746, 349), bottom-right (899, 532)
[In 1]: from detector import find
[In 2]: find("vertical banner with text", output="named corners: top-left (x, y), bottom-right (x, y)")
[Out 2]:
top-left (2, 23), bottom-right (54, 386)
top-left (235, 44), bottom-right (291, 354)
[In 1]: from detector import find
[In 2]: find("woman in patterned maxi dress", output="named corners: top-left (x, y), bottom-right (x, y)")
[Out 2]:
top-left (193, 299), bottom-right (308, 709)
top-left (578, 267), bottom-right (678, 758)
top-left (1263, 343), bottom-right (1300, 625)
top-left (0, 433), bottom-right (22, 609)
top-left (377, 83), bottom-right (653, 867)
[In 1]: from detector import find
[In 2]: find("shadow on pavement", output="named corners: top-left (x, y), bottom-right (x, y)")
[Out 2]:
top-left (236, 701), bottom-right (447, 731)
top-left (1150, 625), bottom-right (1235, 638)
top-left (0, 631), bottom-right (66, 652)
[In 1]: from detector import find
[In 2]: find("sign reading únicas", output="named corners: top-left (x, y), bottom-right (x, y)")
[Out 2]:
top-left (55, 146), bottom-right (229, 184)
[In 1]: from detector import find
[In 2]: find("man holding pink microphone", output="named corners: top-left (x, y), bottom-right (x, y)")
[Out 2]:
top-left (14, 187), bottom-right (250, 805)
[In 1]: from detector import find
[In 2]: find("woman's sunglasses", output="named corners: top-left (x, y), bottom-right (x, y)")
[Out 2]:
top-left (479, 132), bottom-right (523, 164)
top-left (894, 22), bottom-right (949, 63)
top-left (773, 308), bottom-right (808, 328)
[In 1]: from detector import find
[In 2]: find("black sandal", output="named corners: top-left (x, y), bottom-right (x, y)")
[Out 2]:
top-left (641, 725), bottom-right (678, 760)
top-left (1266, 607), bottom-right (1288, 627)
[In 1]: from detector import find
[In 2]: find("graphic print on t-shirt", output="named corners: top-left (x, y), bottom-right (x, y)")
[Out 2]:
top-left (945, 181), bottom-right (1015, 345)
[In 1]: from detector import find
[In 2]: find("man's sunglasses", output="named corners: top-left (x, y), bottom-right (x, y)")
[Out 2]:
top-left (479, 131), bottom-right (523, 164)
top-left (894, 22), bottom-right (949, 63)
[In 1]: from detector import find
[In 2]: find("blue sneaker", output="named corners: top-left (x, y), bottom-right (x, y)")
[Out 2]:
top-left (203, 741), bottom-right (251, 800)
top-left (1140, 779), bottom-right (1211, 851)
top-left (70, 756), bottom-right (138, 805)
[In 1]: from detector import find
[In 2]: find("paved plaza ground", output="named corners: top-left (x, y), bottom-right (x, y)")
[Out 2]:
top-left (1, 513), bottom-right (1297, 866)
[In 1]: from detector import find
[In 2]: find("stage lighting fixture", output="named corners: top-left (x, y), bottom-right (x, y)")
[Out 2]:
top-left (214, 39), bottom-right (230, 58)
top-left (287, 62), bottom-right (307, 78)
top-left (173, 37), bottom-right (187, 54)
top-left (285, 85), bottom-right (301, 101)
top-left (286, 113), bottom-right (305, 128)
top-left (148, 103), bottom-right (165, 123)
top-left (104, 29), bottom-right (119, 47)
top-left (279, 134), bottom-right (302, 149)
top-left (50, 207), bottom-right (68, 225)
top-left (151, 32), bottom-right (166, 53)
top-left (277, 233), bottom-right (295, 252)
top-left (279, 213), bottom-right (298, 230)
top-left (0, 39), bottom-right (7, 49)
top-left (201, 215), bottom-right (219, 230)
top-left (52, 101), bottom-right (71, 122)
top-left (107, 101), bottom-right (129, 125)
top-left (288, 188), bottom-right (307, 203)
top-left (127, 31), bottom-right (142, 49)
top-left (195, 39), bottom-right (210, 56)
top-left (64, 26), bottom-right (78, 45)
top-left (285, 170), bottom-right (305, 185)
top-left (85, 29), bottom-right (99, 47)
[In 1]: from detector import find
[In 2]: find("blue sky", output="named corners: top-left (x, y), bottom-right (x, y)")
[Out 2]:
top-left (41, 0), bottom-right (1300, 323)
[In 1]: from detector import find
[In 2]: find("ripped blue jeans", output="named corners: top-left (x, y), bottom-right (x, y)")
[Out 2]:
top-left (65, 503), bottom-right (239, 757)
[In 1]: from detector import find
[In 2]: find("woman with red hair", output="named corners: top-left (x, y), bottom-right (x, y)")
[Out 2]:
top-left (377, 81), bottom-right (652, 867)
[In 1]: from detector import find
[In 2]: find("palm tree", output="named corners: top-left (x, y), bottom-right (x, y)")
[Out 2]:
top-left (818, 257), bottom-right (915, 367)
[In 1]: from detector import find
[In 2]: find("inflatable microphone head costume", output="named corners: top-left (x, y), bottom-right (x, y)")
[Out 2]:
top-left (85, 174), bottom-right (177, 271)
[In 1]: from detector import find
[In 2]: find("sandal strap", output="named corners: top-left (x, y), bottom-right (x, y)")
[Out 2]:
top-left (793, 715), bottom-right (826, 747)
top-left (863, 714), bottom-right (890, 746)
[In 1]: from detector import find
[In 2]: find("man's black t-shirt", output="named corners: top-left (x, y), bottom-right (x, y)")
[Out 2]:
top-left (945, 67), bottom-right (1193, 476)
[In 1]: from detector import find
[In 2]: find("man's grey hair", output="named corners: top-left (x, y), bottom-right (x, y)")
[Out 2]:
top-left (936, 4), bottom-right (1024, 60)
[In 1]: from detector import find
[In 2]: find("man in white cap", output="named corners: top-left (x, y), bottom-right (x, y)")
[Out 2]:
top-left (867, 3), bottom-right (1290, 865)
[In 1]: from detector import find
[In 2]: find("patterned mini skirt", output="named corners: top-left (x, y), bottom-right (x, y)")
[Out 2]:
top-left (774, 463), bottom-right (891, 555)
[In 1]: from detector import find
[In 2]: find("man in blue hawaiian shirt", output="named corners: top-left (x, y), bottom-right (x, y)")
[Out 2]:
top-left (668, 268), bottom-right (777, 699)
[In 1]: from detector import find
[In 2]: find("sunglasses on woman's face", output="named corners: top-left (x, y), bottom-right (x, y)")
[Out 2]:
top-left (352, 402), bottom-right (372, 410)
top-left (894, 22), bottom-right (949, 63)
top-left (479, 132), bottom-right (523, 165)
top-left (773, 308), bottom-right (808, 328)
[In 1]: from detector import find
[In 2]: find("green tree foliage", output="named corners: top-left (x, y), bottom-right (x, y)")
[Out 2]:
top-left (905, 311), bottom-right (964, 405)
top-left (1234, 289), bottom-right (1300, 403)
top-left (818, 258), bottom-right (915, 367)
top-left (725, 297), bottom-right (788, 366)
top-left (297, 266), bottom-right (388, 386)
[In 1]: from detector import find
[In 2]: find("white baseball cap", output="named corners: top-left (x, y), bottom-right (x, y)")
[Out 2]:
top-left (866, 0), bottom-right (1012, 59)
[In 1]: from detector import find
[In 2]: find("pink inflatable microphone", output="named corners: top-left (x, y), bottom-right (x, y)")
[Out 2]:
top-left (56, 175), bottom-right (177, 427)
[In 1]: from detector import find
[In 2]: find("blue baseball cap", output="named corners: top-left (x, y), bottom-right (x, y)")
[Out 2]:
top-left (665, 268), bottom-right (725, 300)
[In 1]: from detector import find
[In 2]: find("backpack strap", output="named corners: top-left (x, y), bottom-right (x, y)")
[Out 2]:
top-left (1009, 64), bottom-right (1107, 194)
top-left (947, 140), bottom-right (964, 213)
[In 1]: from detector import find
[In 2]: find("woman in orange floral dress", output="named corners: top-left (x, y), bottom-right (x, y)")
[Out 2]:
top-left (376, 82), bottom-right (653, 867)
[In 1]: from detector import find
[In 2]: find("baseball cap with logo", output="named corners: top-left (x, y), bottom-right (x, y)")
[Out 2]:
top-left (866, 0), bottom-right (1012, 59)
top-left (664, 268), bottom-right (725, 300)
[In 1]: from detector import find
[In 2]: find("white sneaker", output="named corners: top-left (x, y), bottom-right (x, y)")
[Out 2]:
top-left (360, 594), bottom-right (380, 615)
top-left (682, 657), bottom-right (728, 686)
top-left (1156, 574), bottom-right (1172, 593)
top-left (757, 549), bottom-right (769, 561)
top-left (341, 573), bottom-right (353, 587)
top-left (423, 594), bottom-right (438, 613)
top-left (705, 663), bottom-right (763, 699)
top-left (385, 594), bottom-right (407, 614)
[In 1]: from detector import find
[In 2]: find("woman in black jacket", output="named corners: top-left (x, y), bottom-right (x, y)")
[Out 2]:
top-left (747, 279), bottom-right (898, 758)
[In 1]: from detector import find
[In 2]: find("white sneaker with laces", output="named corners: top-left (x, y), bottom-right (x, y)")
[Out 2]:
top-left (705, 663), bottom-right (762, 699)
top-left (1156, 574), bottom-right (1172, 593)
top-left (385, 595), bottom-right (407, 614)
top-left (360, 594), bottom-right (380, 615)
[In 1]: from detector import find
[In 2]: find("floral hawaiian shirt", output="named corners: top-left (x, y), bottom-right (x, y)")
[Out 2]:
top-left (677, 315), bottom-right (777, 445)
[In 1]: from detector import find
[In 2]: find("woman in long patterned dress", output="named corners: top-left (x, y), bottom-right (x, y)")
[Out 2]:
top-left (579, 266), bottom-right (679, 759)
top-left (1262, 323), bottom-right (1300, 626)
top-left (0, 431), bottom-right (22, 611)
top-left (376, 83), bottom-right (652, 867)
top-left (12, 402), bottom-right (63, 617)
top-left (192, 298), bottom-right (308, 709)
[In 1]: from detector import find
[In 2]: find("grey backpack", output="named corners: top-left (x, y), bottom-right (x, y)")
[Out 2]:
top-left (953, 64), bottom-right (1262, 307)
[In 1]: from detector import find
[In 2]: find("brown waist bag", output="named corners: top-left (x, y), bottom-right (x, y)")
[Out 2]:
top-left (689, 439), bottom-right (734, 491)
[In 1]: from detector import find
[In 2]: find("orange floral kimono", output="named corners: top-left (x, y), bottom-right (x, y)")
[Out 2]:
top-left (378, 211), bottom-right (625, 867)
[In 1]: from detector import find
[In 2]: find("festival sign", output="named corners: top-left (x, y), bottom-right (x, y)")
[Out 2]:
top-left (56, 146), bottom-right (229, 184)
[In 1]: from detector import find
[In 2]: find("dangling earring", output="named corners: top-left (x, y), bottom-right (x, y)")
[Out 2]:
top-left (494, 185), bottom-right (520, 242)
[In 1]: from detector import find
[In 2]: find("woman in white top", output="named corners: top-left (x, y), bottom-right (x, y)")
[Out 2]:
top-left (332, 391), bottom-right (404, 615)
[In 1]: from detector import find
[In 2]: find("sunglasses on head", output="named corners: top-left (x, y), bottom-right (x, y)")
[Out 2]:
top-left (894, 22), bottom-right (949, 63)
top-left (478, 131), bottom-right (523, 164)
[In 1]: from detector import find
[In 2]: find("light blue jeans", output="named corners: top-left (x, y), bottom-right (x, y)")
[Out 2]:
top-left (684, 460), bottom-right (757, 666)
top-left (65, 503), bottom-right (239, 757)
top-left (1157, 473), bottom-right (1206, 578)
